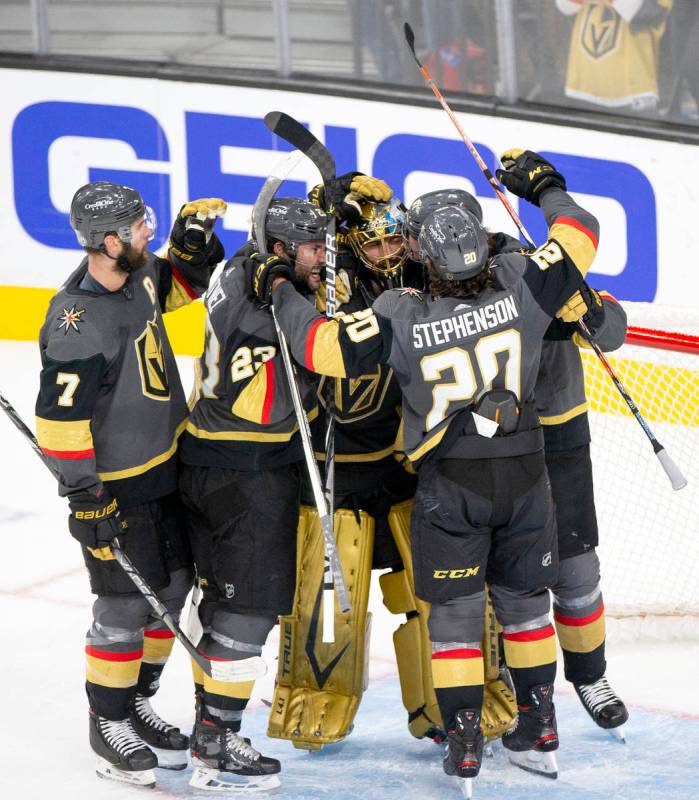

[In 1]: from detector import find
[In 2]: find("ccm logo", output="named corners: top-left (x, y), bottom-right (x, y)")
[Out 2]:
top-left (433, 567), bottom-right (480, 579)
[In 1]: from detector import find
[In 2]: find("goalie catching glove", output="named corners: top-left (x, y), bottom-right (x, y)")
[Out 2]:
top-left (312, 172), bottom-right (392, 224)
top-left (169, 197), bottom-right (227, 270)
top-left (245, 252), bottom-right (294, 305)
top-left (68, 489), bottom-right (127, 561)
top-left (496, 149), bottom-right (566, 206)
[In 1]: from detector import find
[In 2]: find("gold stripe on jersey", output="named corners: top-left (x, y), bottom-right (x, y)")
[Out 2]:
top-left (35, 416), bottom-right (93, 453)
top-left (165, 274), bottom-right (195, 313)
top-left (314, 443), bottom-right (396, 463)
top-left (97, 419), bottom-right (187, 481)
top-left (186, 407), bottom-right (319, 442)
top-left (539, 401), bottom-right (588, 426)
top-left (407, 425), bottom-right (448, 463)
top-left (548, 222), bottom-right (597, 276)
top-left (310, 321), bottom-right (346, 378)
top-left (232, 363), bottom-right (271, 424)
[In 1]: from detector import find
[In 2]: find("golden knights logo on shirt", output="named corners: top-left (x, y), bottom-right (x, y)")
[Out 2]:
top-left (579, 4), bottom-right (621, 59)
top-left (135, 315), bottom-right (170, 400)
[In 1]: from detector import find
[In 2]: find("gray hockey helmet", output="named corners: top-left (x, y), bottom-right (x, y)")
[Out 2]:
top-left (407, 189), bottom-right (483, 239)
top-left (418, 205), bottom-right (489, 281)
top-left (261, 198), bottom-right (327, 255)
top-left (70, 182), bottom-right (148, 249)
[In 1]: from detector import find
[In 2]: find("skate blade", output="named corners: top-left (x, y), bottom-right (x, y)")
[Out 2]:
top-left (608, 725), bottom-right (626, 744)
top-left (508, 749), bottom-right (558, 780)
top-left (459, 777), bottom-right (473, 798)
top-left (189, 765), bottom-right (280, 794)
top-left (95, 756), bottom-right (156, 788)
top-left (152, 745), bottom-right (189, 770)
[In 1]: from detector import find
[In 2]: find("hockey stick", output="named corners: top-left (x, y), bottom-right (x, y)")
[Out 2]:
top-left (263, 112), bottom-right (350, 640)
top-left (250, 148), bottom-right (351, 641)
top-left (403, 23), bottom-right (687, 491)
top-left (0, 391), bottom-right (265, 681)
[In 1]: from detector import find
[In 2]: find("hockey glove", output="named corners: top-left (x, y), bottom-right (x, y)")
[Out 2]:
top-left (68, 489), bottom-right (127, 560)
top-left (496, 149), bottom-right (566, 206)
top-left (169, 198), bottom-right (227, 270)
top-left (245, 252), bottom-right (294, 305)
top-left (312, 172), bottom-right (392, 224)
top-left (555, 284), bottom-right (602, 325)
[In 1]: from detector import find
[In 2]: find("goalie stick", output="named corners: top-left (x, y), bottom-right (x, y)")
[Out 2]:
top-left (263, 112), bottom-right (350, 641)
top-left (0, 391), bottom-right (264, 682)
top-left (403, 22), bottom-right (687, 491)
top-left (250, 147), bottom-right (351, 642)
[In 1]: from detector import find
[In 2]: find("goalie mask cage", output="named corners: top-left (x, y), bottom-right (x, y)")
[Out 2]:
top-left (581, 302), bottom-right (699, 635)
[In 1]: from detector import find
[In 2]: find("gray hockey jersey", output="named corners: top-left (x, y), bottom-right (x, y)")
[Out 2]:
top-left (36, 254), bottom-right (199, 504)
top-left (272, 187), bottom-right (599, 466)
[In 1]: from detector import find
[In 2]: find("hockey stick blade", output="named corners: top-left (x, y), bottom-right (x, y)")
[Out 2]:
top-left (403, 23), bottom-right (420, 66)
top-left (264, 111), bottom-right (336, 183)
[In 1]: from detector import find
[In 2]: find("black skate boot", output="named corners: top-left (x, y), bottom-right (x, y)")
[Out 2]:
top-left (190, 718), bottom-right (281, 793)
top-left (574, 676), bottom-right (629, 742)
top-left (89, 708), bottom-right (157, 787)
top-left (503, 683), bottom-right (559, 779)
top-left (130, 693), bottom-right (189, 770)
top-left (443, 709), bottom-right (483, 799)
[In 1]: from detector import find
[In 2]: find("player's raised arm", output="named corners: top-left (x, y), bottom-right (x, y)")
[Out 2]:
top-left (248, 255), bottom-right (392, 378)
top-left (155, 198), bottom-right (227, 312)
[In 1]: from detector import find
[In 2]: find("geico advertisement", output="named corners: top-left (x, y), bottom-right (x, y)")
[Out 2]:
top-left (1, 67), bottom-right (697, 346)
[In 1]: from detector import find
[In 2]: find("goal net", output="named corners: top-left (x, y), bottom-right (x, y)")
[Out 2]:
top-left (582, 303), bottom-right (699, 634)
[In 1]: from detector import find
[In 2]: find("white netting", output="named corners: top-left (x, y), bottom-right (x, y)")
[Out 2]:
top-left (582, 303), bottom-right (699, 624)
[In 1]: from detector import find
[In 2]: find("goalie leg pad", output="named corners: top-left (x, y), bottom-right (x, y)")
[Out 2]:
top-left (267, 505), bottom-right (374, 749)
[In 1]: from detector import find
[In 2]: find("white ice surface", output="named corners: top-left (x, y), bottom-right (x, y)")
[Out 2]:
top-left (1, 341), bottom-right (698, 799)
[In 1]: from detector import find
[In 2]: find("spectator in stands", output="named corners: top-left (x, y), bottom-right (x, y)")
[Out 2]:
top-left (556, 0), bottom-right (673, 113)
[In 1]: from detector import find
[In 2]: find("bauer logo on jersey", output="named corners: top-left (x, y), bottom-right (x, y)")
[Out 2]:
top-left (56, 305), bottom-right (86, 335)
top-left (134, 315), bottom-right (170, 400)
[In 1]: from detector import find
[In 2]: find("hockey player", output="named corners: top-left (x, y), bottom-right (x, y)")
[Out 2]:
top-left (266, 181), bottom-right (515, 752)
top-left (408, 185), bottom-right (630, 738)
top-left (250, 149), bottom-right (599, 793)
top-left (35, 182), bottom-right (226, 786)
top-left (178, 198), bottom-right (329, 793)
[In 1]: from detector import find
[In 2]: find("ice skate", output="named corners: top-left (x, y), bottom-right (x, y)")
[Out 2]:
top-left (443, 709), bottom-right (483, 799)
top-left (89, 709), bottom-right (157, 788)
top-left (190, 718), bottom-right (281, 793)
top-left (574, 676), bottom-right (628, 742)
top-left (503, 684), bottom-right (559, 780)
top-left (130, 693), bottom-right (189, 769)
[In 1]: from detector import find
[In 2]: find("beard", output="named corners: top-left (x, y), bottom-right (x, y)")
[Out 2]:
top-left (116, 242), bottom-right (148, 275)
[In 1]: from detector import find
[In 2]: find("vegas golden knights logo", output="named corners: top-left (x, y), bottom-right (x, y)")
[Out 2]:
top-left (135, 316), bottom-right (170, 400)
top-left (319, 365), bottom-right (394, 423)
top-left (580, 4), bottom-right (620, 60)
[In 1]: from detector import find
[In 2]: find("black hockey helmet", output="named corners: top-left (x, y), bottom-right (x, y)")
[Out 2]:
top-left (258, 198), bottom-right (327, 256)
top-left (407, 189), bottom-right (483, 239)
top-left (418, 206), bottom-right (489, 281)
top-left (70, 182), bottom-right (153, 250)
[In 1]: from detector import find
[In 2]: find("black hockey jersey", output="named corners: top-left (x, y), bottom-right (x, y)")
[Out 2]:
top-left (36, 252), bottom-right (205, 505)
top-left (272, 188), bottom-right (599, 466)
top-left (180, 249), bottom-right (318, 471)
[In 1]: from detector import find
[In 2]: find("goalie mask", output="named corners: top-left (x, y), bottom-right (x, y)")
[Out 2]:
top-left (346, 197), bottom-right (409, 279)
top-left (418, 206), bottom-right (488, 281)
top-left (70, 182), bottom-right (156, 250)
top-left (258, 198), bottom-right (328, 257)
top-left (407, 188), bottom-right (483, 239)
